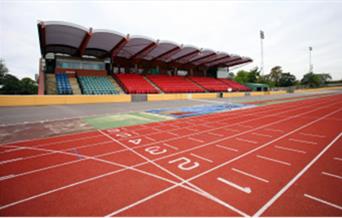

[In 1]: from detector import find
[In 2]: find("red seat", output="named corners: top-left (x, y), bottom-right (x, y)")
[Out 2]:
top-left (146, 75), bottom-right (205, 93)
top-left (114, 73), bottom-right (159, 94)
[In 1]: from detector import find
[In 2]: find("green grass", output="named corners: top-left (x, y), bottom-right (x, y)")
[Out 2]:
top-left (83, 112), bottom-right (172, 129)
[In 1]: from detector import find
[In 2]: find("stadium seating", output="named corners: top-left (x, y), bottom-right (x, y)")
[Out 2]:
top-left (55, 73), bottom-right (73, 94)
top-left (219, 79), bottom-right (251, 91)
top-left (188, 76), bottom-right (231, 92)
top-left (78, 76), bottom-right (118, 95)
top-left (146, 74), bottom-right (205, 93)
top-left (115, 73), bottom-right (159, 94)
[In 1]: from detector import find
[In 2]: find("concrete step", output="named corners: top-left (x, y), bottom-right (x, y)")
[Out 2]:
top-left (144, 76), bottom-right (163, 93)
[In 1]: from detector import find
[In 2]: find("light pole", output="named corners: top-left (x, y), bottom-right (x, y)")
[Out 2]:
top-left (260, 30), bottom-right (265, 75)
top-left (309, 46), bottom-right (313, 73)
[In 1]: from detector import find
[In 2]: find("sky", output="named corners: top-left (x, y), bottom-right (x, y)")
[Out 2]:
top-left (1, 0), bottom-right (342, 80)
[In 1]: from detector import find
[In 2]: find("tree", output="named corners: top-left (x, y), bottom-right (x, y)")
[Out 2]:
top-left (20, 77), bottom-right (38, 94)
top-left (301, 72), bottom-right (321, 87)
top-left (278, 73), bottom-right (297, 87)
top-left (234, 70), bottom-right (249, 84)
top-left (316, 73), bottom-right (332, 84)
top-left (269, 66), bottom-right (283, 86)
top-left (234, 67), bottom-right (260, 84)
top-left (0, 74), bottom-right (21, 94)
top-left (0, 59), bottom-right (38, 94)
top-left (0, 59), bottom-right (9, 84)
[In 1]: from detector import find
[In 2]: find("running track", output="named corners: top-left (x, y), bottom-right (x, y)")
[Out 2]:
top-left (0, 94), bottom-right (341, 216)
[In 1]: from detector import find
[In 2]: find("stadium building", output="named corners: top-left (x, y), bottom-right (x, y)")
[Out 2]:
top-left (37, 21), bottom-right (252, 96)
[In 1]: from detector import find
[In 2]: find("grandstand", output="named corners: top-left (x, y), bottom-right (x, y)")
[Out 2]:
top-left (115, 73), bottom-right (159, 94)
top-left (37, 21), bottom-right (253, 95)
top-left (146, 74), bottom-right (204, 93)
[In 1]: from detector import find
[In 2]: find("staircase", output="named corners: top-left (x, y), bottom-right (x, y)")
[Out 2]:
top-left (107, 76), bottom-right (123, 94)
top-left (186, 78), bottom-right (208, 92)
top-left (69, 77), bottom-right (82, 95)
top-left (45, 74), bottom-right (57, 95)
top-left (144, 76), bottom-right (163, 93)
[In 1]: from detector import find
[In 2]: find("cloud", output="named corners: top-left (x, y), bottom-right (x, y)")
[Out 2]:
top-left (1, 0), bottom-right (341, 80)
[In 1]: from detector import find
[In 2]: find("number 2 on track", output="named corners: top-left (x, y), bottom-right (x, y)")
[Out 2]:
top-left (168, 157), bottom-right (200, 171)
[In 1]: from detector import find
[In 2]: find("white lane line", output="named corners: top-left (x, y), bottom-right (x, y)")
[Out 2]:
top-left (208, 132), bottom-right (224, 137)
top-left (162, 143), bottom-right (179, 150)
top-left (231, 168), bottom-right (269, 183)
top-left (144, 135), bottom-right (156, 142)
top-left (304, 194), bottom-right (342, 210)
top-left (2, 98), bottom-right (336, 214)
top-left (321, 171), bottom-right (342, 180)
top-left (217, 177), bottom-right (252, 194)
top-left (188, 137), bottom-right (204, 143)
top-left (256, 155), bottom-right (291, 166)
top-left (254, 132), bottom-right (342, 216)
top-left (333, 157), bottom-right (342, 161)
top-left (300, 132), bottom-right (326, 138)
top-left (252, 132), bottom-right (273, 138)
top-left (0, 147), bottom-right (24, 153)
top-left (236, 137), bottom-right (258, 144)
top-left (227, 129), bottom-right (240, 133)
top-left (215, 144), bottom-right (239, 152)
top-left (274, 145), bottom-right (306, 154)
top-left (167, 132), bottom-right (179, 136)
top-left (99, 130), bottom-right (249, 217)
top-left (190, 153), bottom-right (214, 163)
top-left (289, 138), bottom-right (317, 145)
top-left (0, 158), bottom-right (23, 165)
top-left (0, 174), bottom-right (15, 181)
top-left (238, 124), bottom-right (253, 129)
top-left (265, 128), bottom-right (284, 133)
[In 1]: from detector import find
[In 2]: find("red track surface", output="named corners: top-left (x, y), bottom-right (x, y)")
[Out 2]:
top-left (0, 94), bottom-right (341, 216)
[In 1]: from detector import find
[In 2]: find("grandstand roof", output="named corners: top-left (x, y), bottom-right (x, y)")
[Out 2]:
top-left (38, 20), bottom-right (252, 68)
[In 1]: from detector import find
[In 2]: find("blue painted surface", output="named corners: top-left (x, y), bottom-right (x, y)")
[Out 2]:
top-left (146, 103), bottom-right (254, 118)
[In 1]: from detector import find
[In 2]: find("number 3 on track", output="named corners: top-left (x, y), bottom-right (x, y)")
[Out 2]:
top-left (128, 138), bottom-right (142, 145)
top-left (168, 157), bottom-right (200, 171)
top-left (145, 146), bottom-right (167, 155)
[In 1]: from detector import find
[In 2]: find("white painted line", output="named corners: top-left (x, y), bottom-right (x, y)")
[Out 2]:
top-left (256, 155), bottom-right (291, 166)
top-left (190, 153), bottom-right (214, 163)
top-left (300, 132), bottom-right (326, 138)
top-left (0, 157), bottom-right (23, 165)
top-left (0, 147), bottom-right (24, 153)
top-left (0, 174), bottom-right (15, 181)
top-left (239, 124), bottom-right (253, 129)
top-left (1, 97), bottom-right (335, 214)
top-left (231, 168), bottom-right (269, 183)
top-left (144, 135), bottom-right (156, 142)
top-left (217, 177), bottom-right (252, 194)
top-left (215, 144), bottom-right (238, 152)
top-left (304, 194), bottom-right (342, 210)
top-left (333, 157), bottom-right (342, 161)
top-left (254, 132), bottom-right (342, 216)
top-left (289, 138), bottom-right (318, 145)
top-left (208, 132), bottom-right (224, 137)
top-left (188, 137), bottom-right (204, 143)
top-left (252, 132), bottom-right (273, 138)
top-left (236, 137), bottom-right (258, 144)
top-left (265, 128), bottom-right (284, 133)
top-left (274, 145), bottom-right (306, 154)
top-left (227, 129), bottom-right (240, 133)
top-left (162, 143), bottom-right (179, 150)
top-left (321, 171), bottom-right (342, 180)
top-left (167, 132), bottom-right (179, 136)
